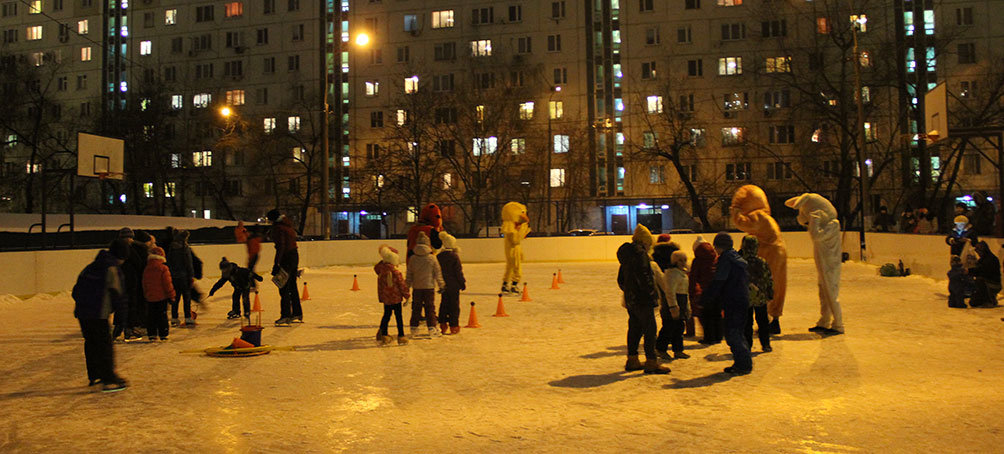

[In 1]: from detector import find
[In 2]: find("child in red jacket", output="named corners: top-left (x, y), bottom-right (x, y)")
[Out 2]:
top-left (375, 245), bottom-right (409, 345)
top-left (143, 246), bottom-right (175, 341)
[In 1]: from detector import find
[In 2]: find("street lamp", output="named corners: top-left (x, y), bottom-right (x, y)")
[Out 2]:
top-left (219, 106), bottom-right (232, 118)
top-left (354, 32), bottom-right (370, 47)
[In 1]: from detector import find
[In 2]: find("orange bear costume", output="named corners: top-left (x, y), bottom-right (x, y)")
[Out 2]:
top-left (730, 185), bottom-right (788, 325)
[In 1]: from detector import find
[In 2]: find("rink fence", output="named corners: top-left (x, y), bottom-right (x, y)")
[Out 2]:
top-left (1, 232), bottom-right (991, 296)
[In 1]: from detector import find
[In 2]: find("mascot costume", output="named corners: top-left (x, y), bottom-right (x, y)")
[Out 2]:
top-left (407, 204), bottom-right (444, 260)
top-left (730, 185), bottom-right (788, 334)
top-left (785, 193), bottom-right (844, 335)
top-left (500, 202), bottom-right (531, 295)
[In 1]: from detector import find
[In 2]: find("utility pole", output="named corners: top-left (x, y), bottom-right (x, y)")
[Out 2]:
top-left (851, 7), bottom-right (870, 260)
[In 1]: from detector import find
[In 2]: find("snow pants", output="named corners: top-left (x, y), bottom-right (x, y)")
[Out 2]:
top-left (171, 278), bottom-right (192, 320)
top-left (379, 303), bottom-right (405, 336)
top-left (626, 304), bottom-right (658, 360)
top-left (656, 295), bottom-right (686, 354)
top-left (815, 280), bottom-right (844, 332)
top-left (700, 298), bottom-right (724, 344)
top-left (439, 289), bottom-right (461, 327)
top-left (278, 250), bottom-right (302, 319)
top-left (724, 304), bottom-right (752, 371)
top-left (410, 289), bottom-right (438, 327)
top-left (146, 299), bottom-right (170, 339)
top-left (231, 289), bottom-right (251, 316)
top-left (745, 305), bottom-right (771, 350)
top-left (78, 318), bottom-right (117, 382)
top-left (504, 244), bottom-right (523, 284)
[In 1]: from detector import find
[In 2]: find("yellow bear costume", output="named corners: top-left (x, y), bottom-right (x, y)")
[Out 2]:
top-left (731, 185), bottom-right (788, 322)
top-left (501, 202), bottom-right (531, 294)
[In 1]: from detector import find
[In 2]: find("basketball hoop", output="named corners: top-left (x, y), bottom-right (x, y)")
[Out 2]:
top-left (96, 171), bottom-right (124, 180)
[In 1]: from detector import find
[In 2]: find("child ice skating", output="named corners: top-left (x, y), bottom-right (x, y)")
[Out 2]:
top-left (375, 245), bottom-right (409, 345)
top-left (616, 224), bottom-right (670, 374)
top-left (704, 233), bottom-right (753, 375)
top-left (209, 258), bottom-right (263, 321)
top-left (740, 236), bottom-right (773, 352)
top-left (72, 239), bottom-right (130, 392)
top-left (407, 232), bottom-right (445, 337)
top-left (142, 246), bottom-right (175, 342)
top-left (437, 231), bottom-right (466, 335)
top-left (656, 250), bottom-right (690, 360)
top-left (947, 255), bottom-right (969, 308)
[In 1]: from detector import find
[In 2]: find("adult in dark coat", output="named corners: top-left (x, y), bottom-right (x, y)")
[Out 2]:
top-left (872, 206), bottom-right (895, 232)
top-left (166, 229), bottom-right (194, 325)
top-left (970, 241), bottom-right (1001, 307)
top-left (268, 209), bottom-right (302, 325)
top-left (703, 233), bottom-right (752, 375)
top-left (616, 225), bottom-right (670, 374)
top-left (973, 192), bottom-right (996, 236)
top-left (72, 240), bottom-right (130, 391)
top-left (113, 228), bottom-right (147, 341)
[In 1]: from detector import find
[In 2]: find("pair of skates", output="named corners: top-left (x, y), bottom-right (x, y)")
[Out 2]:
top-left (500, 281), bottom-right (521, 295)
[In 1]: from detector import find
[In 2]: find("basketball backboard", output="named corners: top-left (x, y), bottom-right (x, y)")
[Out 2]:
top-left (77, 132), bottom-right (124, 179)
top-left (924, 83), bottom-right (948, 144)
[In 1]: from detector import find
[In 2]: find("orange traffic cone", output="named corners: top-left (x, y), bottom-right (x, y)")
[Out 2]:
top-left (557, 269), bottom-right (565, 284)
top-left (465, 302), bottom-right (481, 328)
top-left (252, 291), bottom-right (262, 312)
top-left (551, 273), bottom-right (560, 290)
top-left (519, 283), bottom-right (532, 302)
top-left (301, 281), bottom-right (311, 300)
top-left (493, 293), bottom-right (510, 317)
top-left (351, 274), bottom-right (361, 291)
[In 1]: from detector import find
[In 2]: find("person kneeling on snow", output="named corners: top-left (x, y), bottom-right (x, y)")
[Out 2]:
top-left (143, 247), bottom-right (175, 342)
top-left (407, 232), bottom-right (445, 337)
top-left (209, 257), bottom-right (263, 321)
top-left (375, 245), bottom-right (410, 345)
top-left (616, 225), bottom-right (670, 374)
top-left (704, 233), bottom-right (753, 375)
top-left (437, 231), bottom-right (466, 335)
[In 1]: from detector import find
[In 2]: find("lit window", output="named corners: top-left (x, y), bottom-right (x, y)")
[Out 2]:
top-left (26, 26), bottom-right (42, 41)
top-left (646, 95), bottom-right (663, 114)
top-left (721, 127), bottom-right (745, 145)
top-left (470, 39), bottom-right (492, 57)
top-left (225, 1), bottom-right (243, 17)
top-left (193, 150), bottom-right (212, 167)
top-left (164, 182), bottom-right (176, 198)
top-left (396, 109), bottom-right (407, 125)
top-left (29, 0), bottom-right (41, 14)
top-left (404, 14), bottom-right (418, 32)
top-left (442, 173), bottom-right (453, 189)
top-left (473, 137), bottom-right (498, 156)
top-left (406, 208), bottom-right (417, 223)
top-left (193, 93), bottom-right (211, 108)
top-left (864, 122), bottom-right (876, 141)
top-left (225, 90), bottom-right (245, 105)
top-left (475, 105), bottom-right (484, 122)
top-left (850, 14), bottom-right (867, 32)
top-left (77, 20), bottom-right (89, 34)
top-left (292, 146), bottom-right (305, 161)
top-left (550, 168), bottom-right (565, 187)
top-left (165, 9), bottom-right (177, 25)
top-left (404, 76), bottom-right (419, 94)
top-left (859, 51), bottom-right (871, 67)
top-left (861, 86), bottom-right (871, 103)
top-left (170, 95), bottom-right (182, 109)
top-left (549, 101), bottom-right (563, 119)
top-left (511, 138), bottom-right (525, 154)
top-left (816, 17), bottom-right (830, 34)
top-left (553, 134), bottom-right (569, 153)
top-left (519, 101), bottom-right (534, 119)
top-left (140, 40), bottom-right (152, 55)
top-left (765, 56), bottom-right (791, 73)
top-left (432, 10), bottom-right (454, 29)
top-left (264, 117), bottom-right (276, 133)
top-left (717, 0), bottom-right (741, 5)
top-left (26, 163), bottom-right (42, 173)
top-left (143, 183), bottom-right (154, 198)
top-left (288, 116), bottom-right (301, 132)
top-left (80, 47), bottom-right (92, 61)
top-left (718, 56), bottom-right (742, 75)
top-left (365, 80), bottom-right (379, 96)
top-left (373, 174), bottom-right (385, 188)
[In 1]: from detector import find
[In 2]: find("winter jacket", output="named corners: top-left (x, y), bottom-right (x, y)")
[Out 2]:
top-left (740, 236), bottom-right (774, 307)
top-left (665, 266), bottom-right (691, 319)
top-left (974, 249), bottom-right (1001, 285)
top-left (703, 249), bottom-right (749, 314)
top-left (166, 241), bottom-right (194, 282)
top-left (947, 264), bottom-right (968, 297)
top-left (209, 265), bottom-right (262, 296)
top-left (375, 261), bottom-right (409, 305)
top-left (688, 242), bottom-right (717, 317)
top-left (407, 224), bottom-right (443, 257)
top-left (616, 241), bottom-right (659, 309)
top-left (143, 254), bottom-right (176, 302)
top-left (436, 249), bottom-right (466, 292)
top-left (72, 250), bottom-right (127, 320)
top-left (406, 244), bottom-right (445, 290)
top-left (270, 218), bottom-right (298, 270)
top-left (946, 228), bottom-right (978, 256)
top-left (651, 242), bottom-right (680, 272)
top-left (122, 241), bottom-right (149, 301)
top-left (651, 263), bottom-right (677, 312)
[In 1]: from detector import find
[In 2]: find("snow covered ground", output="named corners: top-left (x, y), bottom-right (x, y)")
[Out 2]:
top-left (2, 258), bottom-right (1003, 453)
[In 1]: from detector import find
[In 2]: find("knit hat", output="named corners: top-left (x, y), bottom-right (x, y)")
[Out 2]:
top-left (954, 215), bottom-right (969, 225)
top-left (108, 239), bottom-right (130, 260)
top-left (632, 224), bottom-right (654, 250)
top-left (378, 244), bottom-right (400, 265)
top-left (439, 230), bottom-right (458, 250)
top-left (712, 232), bottom-right (734, 249)
top-left (117, 227), bottom-right (134, 239)
top-left (670, 250), bottom-right (689, 270)
top-left (416, 231), bottom-right (431, 247)
top-left (134, 230), bottom-right (151, 243)
top-left (656, 233), bottom-right (672, 243)
top-left (692, 235), bottom-right (708, 252)
top-left (149, 246), bottom-right (165, 257)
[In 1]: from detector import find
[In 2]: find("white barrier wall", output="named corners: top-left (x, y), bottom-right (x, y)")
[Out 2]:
top-left (0, 231), bottom-right (981, 296)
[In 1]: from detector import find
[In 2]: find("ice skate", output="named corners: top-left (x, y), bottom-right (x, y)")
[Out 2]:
top-left (644, 359), bottom-right (671, 374)
top-left (808, 326), bottom-right (827, 333)
top-left (159, 337), bottom-right (169, 342)
top-left (428, 325), bottom-right (442, 337)
top-left (724, 366), bottom-right (752, 376)
top-left (274, 317), bottom-right (292, 327)
top-left (762, 345), bottom-right (773, 352)
top-left (291, 316), bottom-right (303, 323)
top-left (397, 335), bottom-right (409, 345)
top-left (510, 281), bottom-right (520, 295)
top-left (501, 282), bottom-right (511, 295)
top-left (101, 377), bottom-right (129, 393)
top-left (227, 311), bottom-right (240, 320)
top-left (624, 355), bottom-right (644, 372)
top-left (673, 351), bottom-right (691, 360)
top-left (410, 326), bottom-right (421, 338)
top-left (170, 318), bottom-right (180, 327)
top-left (379, 335), bottom-right (394, 345)
top-left (820, 327), bottom-right (843, 336)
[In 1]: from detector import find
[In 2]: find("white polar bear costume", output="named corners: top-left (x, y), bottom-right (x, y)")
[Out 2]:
top-left (785, 193), bottom-right (844, 333)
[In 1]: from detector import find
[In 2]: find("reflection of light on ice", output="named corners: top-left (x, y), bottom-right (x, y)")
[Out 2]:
top-left (340, 389), bottom-right (391, 413)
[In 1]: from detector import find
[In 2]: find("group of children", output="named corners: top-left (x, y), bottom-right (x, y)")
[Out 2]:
top-left (373, 230), bottom-right (466, 345)
top-left (946, 215), bottom-right (1002, 308)
top-left (618, 226), bottom-right (775, 376)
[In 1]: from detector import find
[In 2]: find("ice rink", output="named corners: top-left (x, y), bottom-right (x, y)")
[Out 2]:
top-left (2, 258), bottom-right (1003, 452)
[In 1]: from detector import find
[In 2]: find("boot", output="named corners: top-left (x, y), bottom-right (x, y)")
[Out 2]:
top-left (511, 281), bottom-right (520, 294)
top-left (450, 326), bottom-right (461, 335)
top-left (410, 325), bottom-right (420, 338)
top-left (440, 322), bottom-right (450, 335)
top-left (501, 282), bottom-right (510, 294)
top-left (379, 335), bottom-right (394, 345)
top-left (624, 355), bottom-right (644, 372)
top-left (644, 359), bottom-right (671, 374)
top-left (397, 335), bottom-right (409, 345)
top-left (769, 318), bottom-right (781, 335)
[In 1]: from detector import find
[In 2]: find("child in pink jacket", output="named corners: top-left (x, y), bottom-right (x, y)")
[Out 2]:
top-left (375, 245), bottom-right (409, 345)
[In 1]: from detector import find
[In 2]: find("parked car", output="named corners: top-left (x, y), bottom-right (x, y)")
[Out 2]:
top-left (334, 233), bottom-right (368, 240)
top-left (567, 229), bottom-right (597, 236)
top-left (668, 228), bottom-right (695, 234)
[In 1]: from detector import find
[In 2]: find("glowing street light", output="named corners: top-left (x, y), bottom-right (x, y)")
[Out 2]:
top-left (219, 106), bottom-right (232, 118)
top-left (354, 33), bottom-right (370, 47)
